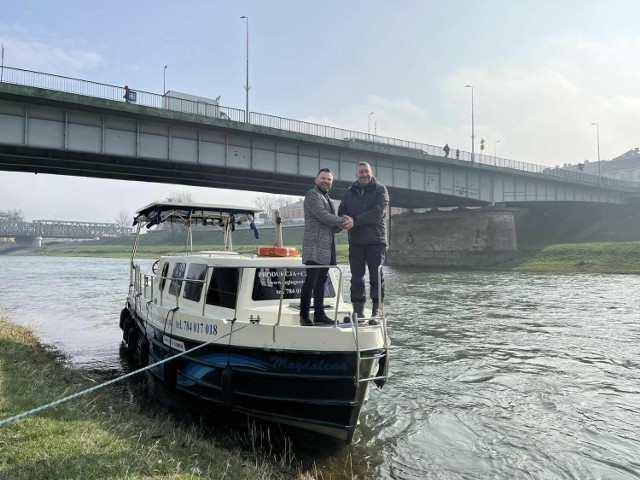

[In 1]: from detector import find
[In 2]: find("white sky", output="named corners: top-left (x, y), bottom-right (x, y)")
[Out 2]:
top-left (1, 0), bottom-right (638, 222)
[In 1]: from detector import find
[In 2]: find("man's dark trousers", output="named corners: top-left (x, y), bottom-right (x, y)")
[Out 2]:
top-left (349, 244), bottom-right (386, 302)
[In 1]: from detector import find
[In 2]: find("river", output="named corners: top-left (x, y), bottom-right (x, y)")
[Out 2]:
top-left (1, 256), bottom-right (640, 479)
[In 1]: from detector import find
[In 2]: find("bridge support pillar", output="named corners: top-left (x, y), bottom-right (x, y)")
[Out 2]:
top-left (14, 236), bottom-right (43, 248)
top-left (388, 207), bottom-right (517, 267)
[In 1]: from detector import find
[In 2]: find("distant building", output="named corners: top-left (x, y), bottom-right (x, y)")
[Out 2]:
top-left (279, 198), bottom-right (401, 222)
top-left (601, 148), bottom-right (640, 182)
top-left (562, 147), bottom-right (640, 182)
top-left (279, 199), bottom-right (305, 221)
top-left (279, 199), bottom-right (341, 222)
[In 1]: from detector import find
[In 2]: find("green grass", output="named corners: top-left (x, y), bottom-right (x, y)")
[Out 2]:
top-left (0, 242), bottom-right (353, 263)
top-left (0, 319), bottom-right (316, 480)
top-left (5, 238), bottom-right (640, 274)
top-left (510, 242), bottom-right (640, 273)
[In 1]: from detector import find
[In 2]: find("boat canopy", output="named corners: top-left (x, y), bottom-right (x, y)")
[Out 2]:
top-left (133, 202), bottom-right (261, 236)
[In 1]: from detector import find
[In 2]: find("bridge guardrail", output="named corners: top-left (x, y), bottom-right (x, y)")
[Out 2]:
top-left (0, 66), bottom-right (246, 123)
top-left (0, 219), bottom-right (122, 238)
top-left (2, 66), bottom-right (639, 190)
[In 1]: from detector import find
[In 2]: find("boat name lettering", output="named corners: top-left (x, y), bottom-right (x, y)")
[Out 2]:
top-left (270, 356), bottom-right (348, 373)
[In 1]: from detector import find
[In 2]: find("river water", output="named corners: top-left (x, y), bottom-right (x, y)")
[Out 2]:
top-left (1, 256), bottom-right (640, 479)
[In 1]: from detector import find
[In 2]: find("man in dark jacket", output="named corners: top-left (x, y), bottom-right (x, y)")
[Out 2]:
top-left (338, 162), bottom-right (389, 318)
top-left (300, 168), bottom-right (352, 326)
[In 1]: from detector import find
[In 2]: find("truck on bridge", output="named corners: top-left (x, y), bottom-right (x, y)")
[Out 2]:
top-left (162, 90), bottom-right (229, 119)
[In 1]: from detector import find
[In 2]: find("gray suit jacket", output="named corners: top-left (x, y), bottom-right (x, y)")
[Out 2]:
top-left (302, 187), bottom-right (345, 265)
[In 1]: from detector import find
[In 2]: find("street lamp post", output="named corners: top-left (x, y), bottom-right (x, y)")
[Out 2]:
top-left (240, 15), bottom-right (250, 122)
top-left (163, 65), bottom-right (167, 95)
top-left (590, 122), bottom-right (601, 186)
top-left (494, 140), bottom-right (500, 158)
top-left (465, 85), bottom-right (475, 162)
top-left (368, 111), bottom-right (374, 137)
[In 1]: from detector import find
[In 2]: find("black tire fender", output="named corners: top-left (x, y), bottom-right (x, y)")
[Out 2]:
top-left (123, 316), bottom-right (133, 342)
top-left (127, 327), bottom-right (138, 354)
top-left (139, 337), bottom-right (150, 367)
top-left (119, 307), bottom-right (130, 330)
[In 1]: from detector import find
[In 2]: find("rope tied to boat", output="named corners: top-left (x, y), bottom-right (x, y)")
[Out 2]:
top-left (0, 324), bottom-right (249, 428)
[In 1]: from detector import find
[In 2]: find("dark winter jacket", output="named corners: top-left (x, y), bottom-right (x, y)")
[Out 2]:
top-left (338, 178), bottom-right (389, 246)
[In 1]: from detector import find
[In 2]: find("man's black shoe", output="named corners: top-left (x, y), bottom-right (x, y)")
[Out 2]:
top-left (314, 314), bottom-right (334, 325)
top-left (300, 315), bottom-right (314, 326)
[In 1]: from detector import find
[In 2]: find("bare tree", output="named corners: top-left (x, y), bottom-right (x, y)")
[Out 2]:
top-left (253, 194), bottom-right (299, 222)
top-left (160, 191), bottom-right (194, 243)
top-left (0, 208), bottom-right (24, 221)
top-left (114, 210), bottom-right (131, 236)
top-left (166, 191), bottom-right (194, 203)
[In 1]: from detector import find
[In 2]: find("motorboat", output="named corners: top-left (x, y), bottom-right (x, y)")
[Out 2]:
top-left (120, 202), bottom-right (389, 442)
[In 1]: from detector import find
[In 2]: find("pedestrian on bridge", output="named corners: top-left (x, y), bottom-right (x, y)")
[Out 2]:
top-left (338, 162), bottom-right (389, 319)
top-left (443, 143), bottom-right (451, 157)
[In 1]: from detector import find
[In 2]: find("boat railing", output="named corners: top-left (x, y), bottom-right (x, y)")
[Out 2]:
top-left (132, 262), bottom-right (388, 377)
top-left (133, 263), bottom-right (350, 324)
top-left (273, 265), bottom-right (345, 328)
top-left (352, 264), bottom-right (389, 387)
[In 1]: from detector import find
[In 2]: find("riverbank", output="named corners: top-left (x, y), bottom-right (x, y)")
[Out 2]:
top-left (502, 242), bottom-right (640, 274)
top-left (2, 241), bottom-right (639, 273)
top-left (0, 318), bottom-right (315, 480)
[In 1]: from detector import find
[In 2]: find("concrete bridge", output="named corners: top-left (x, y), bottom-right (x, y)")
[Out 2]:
top-left (1, 66), bottom-right (640, 210)
top-left (2, 67), bottom-right (639, 265)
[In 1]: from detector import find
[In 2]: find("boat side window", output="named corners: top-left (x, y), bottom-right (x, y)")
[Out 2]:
top-left (168, 262), bottom-right (186, 296)
top-left (251, 267), bottom-right (335, 301)
top-left (159, 262), bottom-right (170, 290)
top-left (183, 263), bottom-right (207, 302)
top-left (206, 268), bottom-right (240, 309)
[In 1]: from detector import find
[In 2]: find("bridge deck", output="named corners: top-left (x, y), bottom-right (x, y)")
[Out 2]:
top-left (1, 66), bottom-right (639, 209)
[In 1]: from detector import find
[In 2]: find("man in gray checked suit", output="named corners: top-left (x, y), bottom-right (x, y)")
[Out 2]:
top-left (300, 168), bottom-right (353, 326)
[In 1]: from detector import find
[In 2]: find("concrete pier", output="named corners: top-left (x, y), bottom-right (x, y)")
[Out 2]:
top-left (388, 208), bottom-right (517, 267)
top-left (14, 236), bottom-right (43, 248)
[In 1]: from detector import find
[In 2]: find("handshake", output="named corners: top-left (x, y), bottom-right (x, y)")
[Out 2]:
top-left (341, 215), bottom-right (354, 230)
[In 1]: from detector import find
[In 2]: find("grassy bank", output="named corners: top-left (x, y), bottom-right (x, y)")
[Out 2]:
top-left (506, 242), bottom-right (640, 274)
top-left (0, 318), bottom-right (314, 479)
top-left (0, 243), bottom-right (353, 264)
top-left (2, 241), bottom-right (639, 274)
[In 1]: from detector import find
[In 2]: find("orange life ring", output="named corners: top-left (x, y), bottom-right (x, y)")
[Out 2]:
top-left (255, 246), bottom-right (299, 257)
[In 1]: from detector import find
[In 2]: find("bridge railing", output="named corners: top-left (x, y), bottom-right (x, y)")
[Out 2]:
top-left (2, 66), bottom-right (639, 189)
top-left (0, 66), bottom-right (246, 123)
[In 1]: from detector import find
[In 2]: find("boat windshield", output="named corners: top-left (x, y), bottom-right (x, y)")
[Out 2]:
top-left (251, 267), bottom-right (336, 301)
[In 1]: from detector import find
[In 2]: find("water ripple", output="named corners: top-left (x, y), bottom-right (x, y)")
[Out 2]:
top-left (2, 258), bottom-right (640, 478)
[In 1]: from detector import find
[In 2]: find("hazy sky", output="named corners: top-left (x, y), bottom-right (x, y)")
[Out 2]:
top-left (1, 0), bottom-right (638, 222)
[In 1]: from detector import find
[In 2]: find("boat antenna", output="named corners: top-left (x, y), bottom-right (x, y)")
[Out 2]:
top-left (186, 211), bottom-right (193, 253)
top-left (274, 209), bottom-right (283, 247)
top-left (223, 217), bottom-right (233, 251)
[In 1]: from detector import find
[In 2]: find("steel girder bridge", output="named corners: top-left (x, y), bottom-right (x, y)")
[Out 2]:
top-left (0, 219), bottom-right (120, 239)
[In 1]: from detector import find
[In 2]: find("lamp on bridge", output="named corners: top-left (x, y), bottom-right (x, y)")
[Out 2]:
top-left (465, 84), bottom-right (475, 162)
top-left (163, 65), bottom-right (167, 96)
top-left (590, 122), bottom-right (601, 187)
top-left (240, 15), bottom-right (250, 123)
top-left (368, 111), bottom-right (374, 137)
top-left (494, 140), bottom-right (500, 159)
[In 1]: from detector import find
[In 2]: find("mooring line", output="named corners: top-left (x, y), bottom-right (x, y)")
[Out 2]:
top-left (0, 323), bottom-right (250, 427)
